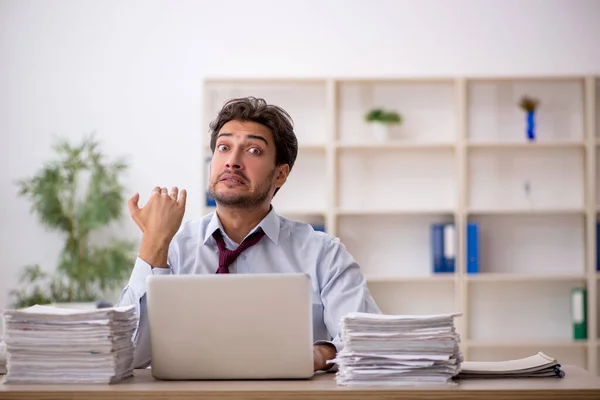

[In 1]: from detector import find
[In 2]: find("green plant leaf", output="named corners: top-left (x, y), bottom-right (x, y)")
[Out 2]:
top-left (12, 134), bottom-right (136, 307)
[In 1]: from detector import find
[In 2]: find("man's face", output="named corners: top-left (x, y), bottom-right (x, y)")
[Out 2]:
top-left (209, 120), bottom-right (289, 209)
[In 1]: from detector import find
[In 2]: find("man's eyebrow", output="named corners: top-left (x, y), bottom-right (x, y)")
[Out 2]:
top-left (217, 132), bottom-right (269, 147)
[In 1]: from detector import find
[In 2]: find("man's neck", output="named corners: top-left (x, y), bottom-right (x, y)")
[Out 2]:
top-left (215, 204), bottom-right (271, 244)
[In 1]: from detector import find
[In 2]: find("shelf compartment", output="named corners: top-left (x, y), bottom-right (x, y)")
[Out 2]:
top-left (468, 281), bottom-right (587, 342)
top-left (468, 147), bottom-right (584, 211)
top-left (271, 151), bottom-right (327, 213)
top-left (336, 142), bottom-right (455, 151)
top-left (467, 141), bottom-right (585, 149)
top-left (467, 208), bottom-right (584, 216)
top-left (338, 148), bottom-right (456, 212)
top-left (337, 214), bottom-right (454, 278)
top-left (203, 80), bottom-right (329, 147)
top-left (466, 273), bottom-right (587, 283)
top-left (366, 281), bottom-right (456, 317)
top-left (337, 80), bottom-right (456, 144)
top-left (466, 214), bottom-right (585, 276)
top-left (467, 339), bottom-right (588, 348)
top-left (467, 78), bottom-right (585, 143)
top-left (337, 209), bottom-right (455, 216)
top-left (365, 275), bottom-right (456, 283)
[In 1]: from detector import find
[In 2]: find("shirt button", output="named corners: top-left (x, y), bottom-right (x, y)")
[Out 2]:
top-left (241, 255), bottom-right (247, 261)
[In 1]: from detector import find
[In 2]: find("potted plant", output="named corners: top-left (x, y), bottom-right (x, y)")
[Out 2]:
top-left (518, 95), bottom-right (540, 141)
top-left (364, 108), bottom-right (402, 141)
top-left (10, 135), bottom-right (136, 309)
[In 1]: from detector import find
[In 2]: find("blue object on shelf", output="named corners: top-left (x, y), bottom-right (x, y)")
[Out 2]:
top-left (442, 223), bottom-right (456, 273)
top-left (205, 155), bottom-right (216, 207)
top-left (431, 223), bottom-right (445, 273)
top-left (526, 110), bottom-right (536, 141)
top-left (467, 223), bottom-right (480, 274)
top-left (206, 192), bottom-right (216, 207)
top-left (312, 224), bottom-right (326, 232)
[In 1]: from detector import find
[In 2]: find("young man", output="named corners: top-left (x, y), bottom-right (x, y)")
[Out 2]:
top-left (116, 97), bottom-right (381, 371)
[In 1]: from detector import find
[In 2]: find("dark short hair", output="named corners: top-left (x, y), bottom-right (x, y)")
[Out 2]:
top-left (209, 97), bottom-right (298, 172)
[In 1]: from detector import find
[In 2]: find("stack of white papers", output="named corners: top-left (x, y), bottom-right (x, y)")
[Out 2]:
top-left (330, 312), bottom-right (463, 387)
top-left (457, 352), bottom-right (565, 379)
top-left (1, 304), bottom-right (137, 384)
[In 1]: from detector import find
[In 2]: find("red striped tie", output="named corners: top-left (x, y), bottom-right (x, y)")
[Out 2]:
top-left (212, 229), bottom-right (265, 274)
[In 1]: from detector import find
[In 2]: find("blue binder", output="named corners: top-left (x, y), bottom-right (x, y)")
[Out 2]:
top-left (205, 156), bottom-right (216, 207)
top-left (467, 222), bottom-right (479, 274)
top-left (442, 223), bottom-right (456, 273)
top-left (431, 223), bottom-right (445, 273)
top-left (312, 224), bottom-right (326, 232)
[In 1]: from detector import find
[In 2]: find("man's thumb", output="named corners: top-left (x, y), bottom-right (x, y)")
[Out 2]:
top-left (128, 192), bottom-right (140, 215)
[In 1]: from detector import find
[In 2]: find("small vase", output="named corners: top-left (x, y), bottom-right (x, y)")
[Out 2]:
top-left (526, 111), bottom-right (536, 141)
top-left (372, 123), bottom-right (389, 142)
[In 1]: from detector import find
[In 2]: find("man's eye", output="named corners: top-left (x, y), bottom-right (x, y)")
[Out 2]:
top-left (217, 144), bottom-right (228, 151)
top-left (248, 147), bottom-right (261, 155)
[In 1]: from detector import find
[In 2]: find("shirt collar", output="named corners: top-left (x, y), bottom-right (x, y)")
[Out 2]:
top-left (203, 206), bottom-right (280, 245)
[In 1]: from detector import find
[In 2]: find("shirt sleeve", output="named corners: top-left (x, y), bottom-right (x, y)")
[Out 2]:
top-left (116, 256), bottom-right (173, 369)
top-left (317, 236), bottom-right (382, 357)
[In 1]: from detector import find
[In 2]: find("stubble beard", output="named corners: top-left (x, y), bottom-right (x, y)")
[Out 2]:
top-left (209, 168), bottom-right (276, 209)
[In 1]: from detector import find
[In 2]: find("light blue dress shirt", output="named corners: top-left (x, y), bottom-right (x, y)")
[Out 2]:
top-left (116, 207), bottom-right (381, 369)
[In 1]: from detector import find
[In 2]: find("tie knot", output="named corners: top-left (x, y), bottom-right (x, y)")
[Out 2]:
top-left (212, 229), bottom-right (266, 273)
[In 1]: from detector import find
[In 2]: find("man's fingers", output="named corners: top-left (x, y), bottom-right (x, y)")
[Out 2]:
top-left (178, 189), bottom-right (187, 207)
top-left (151, 186), bottom-right (161, 196)
top-left (160, 187), bottom-right (168, 196)
top-left (170, 186), bottom-right (179, 200)
top-left (127, 193), bottom-right (140, 215)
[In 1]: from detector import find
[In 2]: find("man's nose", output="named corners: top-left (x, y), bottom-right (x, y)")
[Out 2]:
top-left (225, 150), bottom-right (243, 170)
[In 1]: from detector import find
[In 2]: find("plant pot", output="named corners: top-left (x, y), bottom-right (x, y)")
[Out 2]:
top-left (371, 123), bottom-right (390, 142)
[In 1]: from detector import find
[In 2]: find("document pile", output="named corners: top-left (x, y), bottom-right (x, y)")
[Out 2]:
top-left (2, 304), bottom-right (137, 384)
top-left (0, 341), bottom-right (6, 375)
top-left (330, 312), bottom-right (462, 386)
top-left (457, 352), bottom-right (565, 379)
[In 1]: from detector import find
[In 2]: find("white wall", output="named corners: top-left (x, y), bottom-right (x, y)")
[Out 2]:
top-left (1, 0), bottom-right (599, 328)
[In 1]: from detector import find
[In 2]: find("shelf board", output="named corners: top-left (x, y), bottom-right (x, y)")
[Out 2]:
top-left (336, 142), bottom-right (455, 151)
top-left (467, 141), bottom-right (585, 149)
top-left (336, 77), bottom-right (455, 84)
top-left (297, 144), bottom-right (327, 151)
top-left (466, 273), bottom-right (587, 282)
top-left (466, 339), bottom-right (588, 348)
top-left (365, 274), bottom-right (456, 283)
top-left (275, 210), bottom-right (327, 216)
top-left (337, 209), bottom-right (455, 216)
top-left (203, 143), bottom-right (326, 151)
top-left (204, 77), bottom-right (327, 84)
top-left (467, 208), bottom-right (585, 216)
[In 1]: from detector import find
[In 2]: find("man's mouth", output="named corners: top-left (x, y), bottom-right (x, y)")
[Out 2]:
top-left (220, 173), bottom-right (247, 186)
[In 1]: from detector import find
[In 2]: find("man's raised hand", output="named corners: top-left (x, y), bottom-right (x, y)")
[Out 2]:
top-left (128, 186), bottom-right (187, 248)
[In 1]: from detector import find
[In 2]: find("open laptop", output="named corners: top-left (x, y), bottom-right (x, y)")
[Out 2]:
top-left (145, 273), bottom-right (315, 380)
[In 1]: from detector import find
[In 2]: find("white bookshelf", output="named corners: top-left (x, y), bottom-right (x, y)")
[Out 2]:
top-left (201, 75), bottom-right (599, 375)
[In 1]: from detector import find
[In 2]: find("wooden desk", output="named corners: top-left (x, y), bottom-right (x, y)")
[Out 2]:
top-left (1, 365), bottom-right (600, 400)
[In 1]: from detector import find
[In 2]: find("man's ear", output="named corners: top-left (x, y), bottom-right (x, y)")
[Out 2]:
top-left (275, 164), bottom-right (290, 188)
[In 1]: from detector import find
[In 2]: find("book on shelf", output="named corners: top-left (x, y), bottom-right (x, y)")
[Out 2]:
top-left (467, 223), bottom-right (479, 274)
top-left (205, 156), bottom-right (216, 207)
top-left (570, 287), bottom-right (587, 340)
top-left (431, 223), bottom-right (479, 274)
top-left (311, 224), bottom-right (326, 232)
top-left (431, 223), bottom-right (454, 273)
